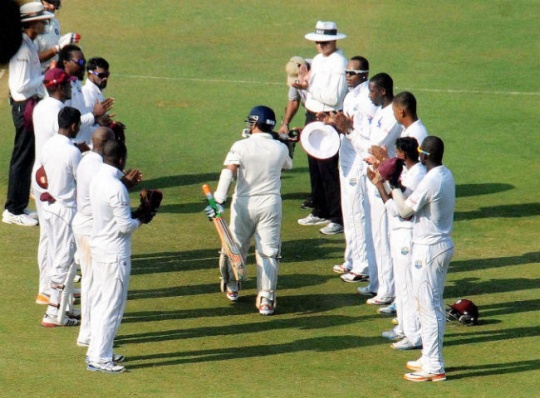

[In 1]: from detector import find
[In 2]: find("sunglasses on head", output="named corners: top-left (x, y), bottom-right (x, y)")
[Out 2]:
top-left (90, 70), bottom-right (110, 79)
top-left (417, 146), bottom-right (430, 156)
top-left (69, 58), bottom-right (86, 67)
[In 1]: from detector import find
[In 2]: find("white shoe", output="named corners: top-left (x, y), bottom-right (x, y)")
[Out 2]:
top-left (406, 358), bottom-right (424, 372)
top-left (391, 337), bottom-right (422, 350)
top-left (259, 298), bottom-right (275, 316)
top-left (41, 313), bottom-right (79, 327)
top-left (340, 272), bottom-right (369, 283)
top-left (23, 208), bottom-right (38, 220)
top-left (332, 264), bottom-right (351, 274)
top-left (377, 301), bottom-right (397, 315)
top-left (357, 286), bottom-right (376, 296)
top-left (87, 361), bottom-right (125, 374)
top-left (367, 295), bottom-right (394, 305)
top-left (298, 214), bottom-right (329, 226)
top-left (381, 329), bottom-right (404, 341)
top-left (2, 209), bottom-right (38, 226)
top-left (319, 222), bottom-right (343, 235)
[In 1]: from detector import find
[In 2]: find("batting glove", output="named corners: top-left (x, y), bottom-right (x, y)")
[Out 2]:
top-left (58, 33), bottom-right (80, 49)
top-left (204, 203), bottom-right (224, 221)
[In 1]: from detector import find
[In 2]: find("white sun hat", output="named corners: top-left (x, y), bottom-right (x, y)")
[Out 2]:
top-left (305, 21), bottom-right (347, 41)
top-left (300, 121), bottom-right (341, 159)
top-left (20, 2), bottom-right (54, 24)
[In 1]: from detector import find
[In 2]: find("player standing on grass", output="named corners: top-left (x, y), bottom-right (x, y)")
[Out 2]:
top-left (390, 136), bottom-right (455, 382)
top-left (206, 106), bottom-right (292, 315)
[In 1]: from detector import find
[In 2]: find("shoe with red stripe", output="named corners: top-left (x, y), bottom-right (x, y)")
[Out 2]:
top-left (403, 371), bottom-right (446, 382)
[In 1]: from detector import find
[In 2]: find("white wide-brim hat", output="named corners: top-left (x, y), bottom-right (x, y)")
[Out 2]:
top-left (20, 2), bottom-right (54, 23)
top-left (301, 121), bottom-right (341, 159)
top-left (305, 21), bottom-right (347, 41)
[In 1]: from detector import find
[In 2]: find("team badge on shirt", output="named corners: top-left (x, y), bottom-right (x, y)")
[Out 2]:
top-left (349, 178), bottom-right (357, 187)
top-left (414, 260), bottom-right (422, 269)
top-left (401, 247), bottom-right (409, 255)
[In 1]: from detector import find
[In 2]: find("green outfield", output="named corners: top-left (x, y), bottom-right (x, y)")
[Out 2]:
top-left (0, 0), bottom-right (539, 397)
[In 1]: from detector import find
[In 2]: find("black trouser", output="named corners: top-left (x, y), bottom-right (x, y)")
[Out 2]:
top-left (304, 110), bottom-right (343, 225)
top-left (5, 99), bottom-right (35, 215)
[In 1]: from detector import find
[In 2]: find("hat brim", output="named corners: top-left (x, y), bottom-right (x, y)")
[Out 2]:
top-left (21, 12), bottom-right (54, 23)
top-left (305, 32), bottom-right (347, 41)
top-left (300, 121), bottom-right (340, 159)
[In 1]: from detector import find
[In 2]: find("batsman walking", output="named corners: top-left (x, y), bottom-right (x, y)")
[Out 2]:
top-left (206, 106), bottom-right (293, 315)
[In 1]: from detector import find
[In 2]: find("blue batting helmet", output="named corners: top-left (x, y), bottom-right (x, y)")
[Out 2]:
top-left (246, 105), bottom-right (276, 132)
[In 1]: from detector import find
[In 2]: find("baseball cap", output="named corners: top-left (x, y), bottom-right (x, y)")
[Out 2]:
top-left (43, 68), bottom-right (76, 87)
top-left (285, 56), bottom-right (306, 85)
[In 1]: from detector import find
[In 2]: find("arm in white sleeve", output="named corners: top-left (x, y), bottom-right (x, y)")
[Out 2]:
top-left (392, 188), bottom-right (416, 219)
top-left (214, 167), bottom-right (235, 204)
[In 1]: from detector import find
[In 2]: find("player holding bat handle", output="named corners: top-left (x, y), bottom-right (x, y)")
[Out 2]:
top-left (206, 106), bottom-right (292, 315)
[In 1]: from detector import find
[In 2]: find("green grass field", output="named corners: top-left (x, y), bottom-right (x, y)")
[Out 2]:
top-left (1, 1), bottom-right (539, 397)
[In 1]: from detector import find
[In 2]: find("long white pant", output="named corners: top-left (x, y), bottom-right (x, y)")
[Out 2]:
top-left (366, 182), bottom-right (393, 297)
top-left (33, 186), bottom-right (51, 296)
top-left (390, 227), bottom-right (420, 346)
top-left (74, 231), bottom-right (93, 344)
top-left (86, 256), bottom-right (130, 364)
top-left (229, 195), bottom-right (281, 300)
top-left (339, 165), bottom-right (373, 275)
top-left (42, 202), bottom-right (76, 316)
top-left (411, 241), bottom-right (454, 374)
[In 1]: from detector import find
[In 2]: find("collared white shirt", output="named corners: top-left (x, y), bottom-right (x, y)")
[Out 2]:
top-left (224, 133), bottom-right (293, 198)
top-left (406, 165), bottom-right (455, 245)
top-left (90, 163), bottom-right (140, 260)
top-left (369, 103), bottom-right (404, 158)
top-left (66, 79), bottom-right (94, 144)
top-left (82, 78), bottom-right (105, 110)
top-left (8, 34), bottom-right (45, 101)
top-left (35, 17), bottom-right (61, 71)
top-left (305, 49), bottom-right (348, 112)
top-left (33, 97), bottom-right (64, 166)
top-left (41, 134), bottom-right (82, 208)
top-left (401, 119), bottom-right (429, 147)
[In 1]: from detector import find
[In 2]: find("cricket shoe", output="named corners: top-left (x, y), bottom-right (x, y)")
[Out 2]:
top-left (332, 264), bottom-right (351, 274)
top-left (381, 329), bottom-right (405, 341)
top-left (377, 301), bottom-right (397, 315)
top-left (66, 308), bottom-right (81, 320)
top-left (367, 295), bottom-right (394, 305)
top-left (2, 209), bottom-right (38, 226)
top-left (87, 361), bottom-right (125, 374)
top-left (41, 313), bottom-right (79, 327)
top-left (86, 354), bottom-right (124, 363)
top-left (357, 286), bottom-right (377, 297)
top-left (406, 358), bottom-right (423, 372)
top-left (403, 371), bottom-right (446, 382)
top-left (258, 298), bottom-right (275, 316)
top-left (340, 272), bottom-right (369, 283)
top-left (391, 338), bottom-right (422, 351)
top-left (298, 214), bottom-right (329, 226)
top-left (36, 292), bottom-right (50, 305)
top-left (226, 290), bottom-right (239, 302)
top-left (320, 222), bottom-right (343, 235)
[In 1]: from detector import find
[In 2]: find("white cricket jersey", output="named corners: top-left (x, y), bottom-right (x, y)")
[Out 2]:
top-left (65, 79), bottom-right (94, 144)
top-left (406, 165), bottom-right (455, 245)
top-left (90, 163), bottom-right (140, 260)
top-left (305, 49), bottom-right (348, 112)
top-left (401, 119), bottom-right (428, 147)
top-left (82, 79), bottom-right (105, 109)
top-left (41, 134), bottom-right (82, 208)
top-left (32, 97), bottom-right (64, 166)
top-left (35, 18), bottom-right (61, 70)
top-left (8, 34), bottom-right (45, 101)
top-left (369, 103), bottom-right (404, 158)
top-left (224, 133), bottom-right (292, 199)
top-left (72, 151), bottom-right (103, 236)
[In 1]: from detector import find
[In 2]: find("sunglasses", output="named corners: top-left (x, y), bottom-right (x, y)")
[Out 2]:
top-left (69, 58), bottom-right (86, 67)
top-left (90, 70), bottom-right (110, 79)
top-left (345, 69), bottom-right (369, 76)
top-left (417, 147), bottom-right (430, 156)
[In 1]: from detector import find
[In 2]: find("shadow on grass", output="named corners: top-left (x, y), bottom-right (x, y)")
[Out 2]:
top-left (455, 183), bottom-right (514, 198)
top-left (446, 326), bottom-right (540, 348)
top-left (140, 173), bottom-right (220, 189)
top-left (446, 359), bottom-right (539, 380)
top-left (123, 292), bottom-right (366, 324)
top-left (127, 273), bottom-right (334, 300)
top-left (124, 334), bottom-right (381, 369)
top-left (445, 277), bottom-right (540, 298)
top-left (131, 237), bottom-right (342, 275)
top-left (475, 298), bottom-right (540, 317)
top-left (449, 251), bottom-right (540, 272)
top-left (455, 202), bottom-right (540, 220)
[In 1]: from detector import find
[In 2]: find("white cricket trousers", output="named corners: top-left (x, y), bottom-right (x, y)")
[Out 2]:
top-left (366, 182), bottom-right (393, 297)
top-left (229, 195), bottom-right (281, 299)
top-left (390, 227), bottom-right (420, 346)
top-left (411, 241), bottom-right (454, 374)
top-left (32, 184), bottom-right (50, 296)
top-left (42, 202), bottom-right (76, 316)
top-left (86, 256), bottom-right (130, 364)
top-left (339, 165), bottom-right (373, 275)
top-left (73, 231), bottom-right (93, 345)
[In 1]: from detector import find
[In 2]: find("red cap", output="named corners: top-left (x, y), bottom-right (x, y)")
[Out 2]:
top-left (378, 157), bottom-right (403, 181)
top-left (43, 68), bottom-right (76, 88)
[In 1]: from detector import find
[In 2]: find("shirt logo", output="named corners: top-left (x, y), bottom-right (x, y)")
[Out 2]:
top-left (401, 247), bottom-right (409, 255)
top-left (349, 178), bottom-right (357, 187)
top-left (414, 260), bottom-right (422, 269)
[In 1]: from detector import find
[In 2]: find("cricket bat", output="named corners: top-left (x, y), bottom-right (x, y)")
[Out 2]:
top-left (202, 184), bottom-right (247, 281)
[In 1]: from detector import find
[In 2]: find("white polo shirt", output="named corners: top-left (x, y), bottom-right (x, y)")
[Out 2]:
top-left (401, 119), bottom-right (428, 147)
top-left (224, 133), bottom-right (292, 199)
top-left (90, 163), bottom-right (140, 260)
top-left (41, 134), bottom-right (81, 208)
top-left (406, 165), bottom-right (455, 245)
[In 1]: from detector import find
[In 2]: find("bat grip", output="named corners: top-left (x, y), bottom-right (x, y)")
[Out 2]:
top-left (202, 184), bottom-right (222, 217)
